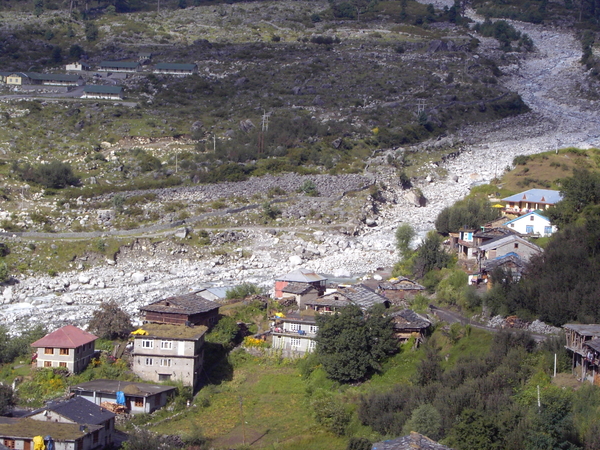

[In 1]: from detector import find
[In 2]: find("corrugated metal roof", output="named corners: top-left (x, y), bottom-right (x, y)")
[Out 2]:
top-left (84, 85), bottom-right (122, 94)
top-left (276, 268), bottom-right (327, 283)
top-left (502, 189), bottom-right (563, 204)
top-left (99, 61), bottom-right (140, 68)
top-left (70, 379), bottom-right (176, 397)
top-left (31, 325), bottom-right (97, 349)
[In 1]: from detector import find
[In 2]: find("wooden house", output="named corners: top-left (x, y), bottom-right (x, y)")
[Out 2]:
top-left (280, 282), bottom-right (321, 308)
top-left (390, 309), bottom-right (431, 345)
top-left (318, 284), bottom-right (390, 310)
top-left (564, 324), bottom-right (600, 383)
top-left (140, 293), bottom-right (219, 327)
top-left (0, 418), bottom-right (103, 450)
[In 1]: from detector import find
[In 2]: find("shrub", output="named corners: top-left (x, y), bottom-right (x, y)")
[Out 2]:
top-left (297, 180), bottom-right (319, 197)
top-left (87, 301), bottom-right (133, 339)
top-left (226, 283), bottom-right (262, 299)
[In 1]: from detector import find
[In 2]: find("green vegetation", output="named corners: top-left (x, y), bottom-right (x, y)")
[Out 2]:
top-left (225, 283), bottom-right (262, 300)
top-left (315, 304), bottom-right (397, 383)
top-left (87, 301), bottom-right (133, 339)
top-left (435, 196), bottom-right (500, 235)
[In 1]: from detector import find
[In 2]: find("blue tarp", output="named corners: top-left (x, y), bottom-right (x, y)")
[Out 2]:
top-left (44, 436), bottom-right (54, 450)
top-left (116, 391), bottom-right (126, 405)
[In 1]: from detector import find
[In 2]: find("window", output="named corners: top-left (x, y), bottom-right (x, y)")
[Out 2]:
top-left (309, 325), bottom-right (318, 334)
top-left (44, 361), bottom-right (52, 368)
top-left (3, 439), bottom-right (15, 449)
top-left (530, 215), bottom-right (535, 221)
top-left (289, 323), bottom-right (299, 331)
top-left (158, 374), bottom-right (171, 382)
top-left (544, 226), bottom-right (552, 235)
top-left (308, 340), bottom-right (316, 351)
top-left (514, 243), bottom-right (519, 249)
top-left (510, 224), bottom-right (515, 228)
top-left (290, 338), bottom-right (301, 348)
top-left (93, 431), bottom-right (99, 444)
top-left (526, 225), bottom-right (534, 234)
top-left (160, 340), bottom-right (172, 349)
top-left (134, 398), bottom-right (144, 407)
top-left (60, 348), bottom-right (69, 355)
top-left (145, 358), bottom-right (153, 366)
top-left (160, 359), bottom-right (171, 367)
top-left (141, 340), bottom-right (153, 349)
top-left (44, 348), bottom-right (54, 355)
top-left (59, 362), bottom-right (67, 368)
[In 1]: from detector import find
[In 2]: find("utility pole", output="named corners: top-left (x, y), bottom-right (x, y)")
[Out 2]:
top-left (239, 396), bottom-right (246, 445)
top-left (175, 152), bottom-right (178, 173)
top-left (416, 99), bottom-right (425, 115)
top-left (213, 135), bottom-right (216, 153)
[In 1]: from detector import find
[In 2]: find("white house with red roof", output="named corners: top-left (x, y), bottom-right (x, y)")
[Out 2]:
top-left (31, 325), bottom-right (98, 374)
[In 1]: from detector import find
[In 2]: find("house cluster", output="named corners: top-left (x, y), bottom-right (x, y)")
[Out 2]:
top-left (270, 268), bottom-right (430, 356)
top-left (449, 188), bottom-right (562, 285)
top-left (0, 52), bottom-right (198, 101)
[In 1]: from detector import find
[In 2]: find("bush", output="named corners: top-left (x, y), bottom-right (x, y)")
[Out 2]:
top-left (15, 161), bottom-right (79, 189)
top-left (87, 301), bottom-right (133, 339)
top-left (297, 180), bottom-right (319, 197)
top-left (225, 283), bottom-right (262, 300)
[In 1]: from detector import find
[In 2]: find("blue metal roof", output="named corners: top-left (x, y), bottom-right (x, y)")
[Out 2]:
top-left (503, 210), bottom-right (551, 225)
top-left (502, 189), bottom-right (562, 204)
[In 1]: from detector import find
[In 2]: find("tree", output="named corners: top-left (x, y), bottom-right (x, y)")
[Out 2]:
top-left (413, 231), bottom-right (451, 278)
top-left (88, 301), bottom-right (132, 339)
top-left (0, 385), bottom-right (15, 415)
top-left (435, 197), bottom-right (500, 235)
top-left (225, 283), bottom-right (262, 300)
top-left (0, 260), bottom-right (9, 283)
top-left (395, 223), bottom-right (415, 255)
top-left (315, 304), bottom-right (397, 383)
top-left (402, 403), bottom-right (443, 441)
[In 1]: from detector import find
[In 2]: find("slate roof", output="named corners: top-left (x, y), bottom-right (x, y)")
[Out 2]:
top-left (140, 293), bottom-right (219, 315)
top-left (70, 379), bottom-right (177, 397)
top-left (391, 309), bottom-right (431, 330)
top-left (584, 338), bottom-right (600, 353)
top-left (478, 235), bottom-right (541, 252)
top-left (379, 276), bottom-right (425, 291)
top-left (481, 252), bottom-right (525, 271)
top-left (326, 284), bottom-right (389, 309)
top-left (372, 432), bottom-right (453, 450)
top-left (31, 325), bottom-right (97, 349)
top-left (0, 418), bottom-right (102, 440)
top-left (272, 312), bottom-right (317, 324)
top-left (304, 296), bottom-right (350, 308)
top-left (563, 324), bottom-right (600, 336)
top-left (502, 189), bottom-right (563, 205)
top-left (27, 396), bottom-right (114, 425)
top-left (154, 63), bottom-right (197, 71)
top-left (473, 227), bottom-right (519, 240)
top-left (83, 85), bottom-right (122, 94)
top-left (282, 282), bottom-right (317, 295)
top-left (276, 268), bottom-right (327, 283)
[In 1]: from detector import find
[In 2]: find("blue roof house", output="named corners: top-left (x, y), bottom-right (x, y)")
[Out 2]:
top-left (502, 189), bottom-right (562, 215)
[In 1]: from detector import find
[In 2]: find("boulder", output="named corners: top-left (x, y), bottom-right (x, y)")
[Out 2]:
top-left (131, 272), bottom-right (146, 283)
top-left (289, 255), bottom-right (303, 265)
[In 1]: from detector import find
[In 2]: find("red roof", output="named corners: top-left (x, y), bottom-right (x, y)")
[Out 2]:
top-left (31, 325), bottom-right (98, 349)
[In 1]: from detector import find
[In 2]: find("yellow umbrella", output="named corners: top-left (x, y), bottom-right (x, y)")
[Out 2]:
top-left (492, 204), bottom-right (505, 208)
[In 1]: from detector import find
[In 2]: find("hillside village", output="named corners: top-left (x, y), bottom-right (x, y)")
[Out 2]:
top-left (0, 185), bottom-right (596, 449)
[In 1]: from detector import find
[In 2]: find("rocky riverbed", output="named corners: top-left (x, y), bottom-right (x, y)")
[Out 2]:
top-left (2, 13), bottom-right (599, 334)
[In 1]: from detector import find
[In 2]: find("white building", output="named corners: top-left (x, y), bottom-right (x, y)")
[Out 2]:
top-left (504, 211), bottom-right (557, 236)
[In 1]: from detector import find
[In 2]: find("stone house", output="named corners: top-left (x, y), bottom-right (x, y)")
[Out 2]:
top-left (31, 325), bottom-right (97, 374)
top-left (378, 277), bottom-right (425, 304)
top-left (131, 323), bottom-right (207, 387)
top-left (372, 432), bottom-right (453, 450)
top-left (478, 235), bottom-right (542, 263)
top-left (0, 418), bottom-right (103, 450)
top-left (280, 282), bottom-right (321, 308)
top-left (274, 268), bottom-right (327, 299)
top-left (504, 211), bottom-right (556, 237)
top-left (70, 379), bottom-right (176, 415)
top-left (318, 284), bottom-right (390, 310)
top-left (65, 62), bottom-right (91, 71)
top-left (140, 293), bottom-right (219, 327)
top-left (26, 397), bottom-right (115, 448)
